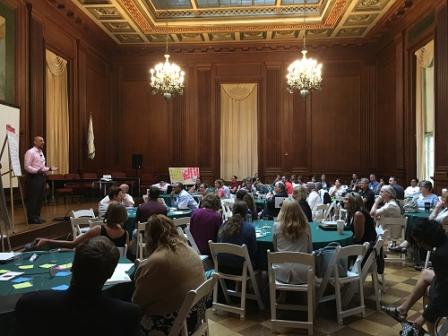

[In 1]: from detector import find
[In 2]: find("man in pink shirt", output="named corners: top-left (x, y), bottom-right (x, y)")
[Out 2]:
top-left (24, 136), bottom-right (52, 224)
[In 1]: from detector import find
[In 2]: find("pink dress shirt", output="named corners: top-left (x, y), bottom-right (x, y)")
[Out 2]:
top-left (24, 147), bottom-right (50, 174)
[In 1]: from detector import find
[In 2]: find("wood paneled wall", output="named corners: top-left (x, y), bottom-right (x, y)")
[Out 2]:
top-left (112, 48), bottom-right (375, 183)
top-left (7, 0), bottom-right (448, 188)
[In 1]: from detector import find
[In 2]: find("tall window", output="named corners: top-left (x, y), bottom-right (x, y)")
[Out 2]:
top-left (415, 40), bottom-right (434, 181)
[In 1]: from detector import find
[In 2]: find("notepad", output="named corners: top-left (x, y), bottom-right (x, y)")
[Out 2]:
top-left (13, 281), bottom-right (33, 289)
top-left (0, 271), bottom-right (23, 281)
top-left (52, 284), bottom-right (69, 291)
top-left (55, 271), bottom-right (71, 277)
top-left (12, 277), bottom-right (32, 283)
top-left (105, 263), bottom-right (133, 285)
top-left (0, 269), bottom-right (9, 274)
top-left (18, 265), bottom-right (34, 270)
top-left (39, 264), bottom-right (56, 269)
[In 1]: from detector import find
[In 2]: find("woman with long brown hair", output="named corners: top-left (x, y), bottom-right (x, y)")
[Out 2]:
top-left (344, 192), bottom-right (377, 244)
top-left (133, 215), bottom-right (205, 335)
top-left (272, 199), bottom-right (312, 284)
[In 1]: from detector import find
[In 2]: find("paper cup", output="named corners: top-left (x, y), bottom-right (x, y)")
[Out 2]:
top-left (336, 220), bottom-right (345, 234)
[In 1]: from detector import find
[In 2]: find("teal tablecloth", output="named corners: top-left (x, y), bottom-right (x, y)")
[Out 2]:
top-left (254, 220), bottom-right (353, 269)
top-left (404, 209), bottom-right (430, 240)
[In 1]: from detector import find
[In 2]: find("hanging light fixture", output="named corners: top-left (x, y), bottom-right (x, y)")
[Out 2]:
top-left (149, 32), bottom-right (185, 100)
top-left (286, 1), bottom-right (323, 97)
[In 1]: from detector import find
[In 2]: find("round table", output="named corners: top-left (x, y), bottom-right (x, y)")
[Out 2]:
top-left (0, 251), bottom-right (133, 333)
top-left (253, 219), bottom-right (353, 269)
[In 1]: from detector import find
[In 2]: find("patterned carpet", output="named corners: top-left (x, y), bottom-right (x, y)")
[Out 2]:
top-left (207, 263), bottom-right (422, 336)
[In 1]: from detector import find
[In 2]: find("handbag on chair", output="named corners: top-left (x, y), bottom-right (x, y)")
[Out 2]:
top-left (314, 242), bottom-right (348, 278)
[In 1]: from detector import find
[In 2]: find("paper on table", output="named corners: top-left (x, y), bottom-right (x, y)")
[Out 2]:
top-left (18, 265), bottom-right (34, 270)
top-left (13, 281), bottom-right (33, 289)
top-left (12, 277), bottom-right (32, 283)
top-left (58, 263), bottom-right (72, 270)
top-left (105, 263), bottom-right (133, 285)
top-left (0, 270), bottom-right (9, 274)
top-left (52, 284), bottom-right (69, 291)
top-left (0, 271), bottom-right (24, 281)
top-left (39, 264), bottom-right (56, 269)
top-left (55, 271), bottom-right (71, 277)
top-left (0, 252), bottom-right (17, 262)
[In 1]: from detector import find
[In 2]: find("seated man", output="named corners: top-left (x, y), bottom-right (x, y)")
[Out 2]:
top-left (98, 186), bottom-right (124, 218)
top-left (306, 182), bottom-right (323, 218)
top-left (136, 186), bottom-right (167, 223)
top-left (119, 184), bottom-right (134, 207)
top-left (152, 180), bottom-right (170, 193)
top-left (405, 178), bottom-right (420, 198)
top-left (14, 236), bottom-right (141, 336)
top-left (358, 178), bottom-right (375, 211)
top-left (261, 181), bottom-right (288, 219)
top-left (389, 176), bottom-right (405, 200)
top-left (382, 219), bottom-right (448, 335)
top-left (170, 182), bottom-right (198, 209)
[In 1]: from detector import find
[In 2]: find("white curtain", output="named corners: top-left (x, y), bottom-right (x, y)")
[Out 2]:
top-left (46, 49), bottom-right (69, 174)
top-left (220, 84), bottom-right (258, 180)
top-left (415, 40), bottom-right (434, 180)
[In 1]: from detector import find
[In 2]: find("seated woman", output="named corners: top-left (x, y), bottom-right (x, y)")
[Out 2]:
top-left (429, 193), bottom-right (448, 225)
top-left (230, 175), bottom-right (240, 194)
top-left (381, 219), bottom-right (448, 335)
top-left (217, 201), bottom-right (257, 273)
top-left (188, 178), bottom-right (201, 194)
top-left (292, 185), bottom-right (313, 222)
top-left (214, 179), bottom-right (226, 199)
top-left (190, 194), bottom-right (222, 255)
top-left (133, 215), bottom-right (205, 335)
top-left (343, 192), bottom-right (377, 244)
top-left (36, 203), bottom-right (129, 249)
top-left (415, 180), bottom-right (439, 209)
top-left (236, 189), bottom-right (258, 220)
top-left (370, 185), bottom-right (402, 219)
top-left (272, 199), bottom-right (312, 284)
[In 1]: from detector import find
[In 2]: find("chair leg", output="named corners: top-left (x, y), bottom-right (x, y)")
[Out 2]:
top-left (335, 281), bottom-right (343, 325)
top-left (250, 273), bottom-right (264, 310)
top-left (240, 279), bottom-right (247, 320)
top-left (372, 269), bottom-right (381, 311)
top-left (359, 279), bottom-right (366, 318)
top-left (269, 285), bottom-right (276, 322)
top-left (218, 278), bottom-right (231, 304)
top-left (308, 284), bottom-right (314, 336)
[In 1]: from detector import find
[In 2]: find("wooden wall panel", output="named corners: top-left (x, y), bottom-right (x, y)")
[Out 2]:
top-left (197, 68), bottom-right (213, 169)
top-left (291, 93), bottom-right (308, 170)
top-left (310, 74), bottom-right (361, 173)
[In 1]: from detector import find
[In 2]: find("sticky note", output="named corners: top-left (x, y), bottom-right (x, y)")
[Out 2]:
top-left (0, 270), bottom-right (8, 274)
top-left (58, 263), bottom-right (72, 270)
top-left (18, 265), bottom-right (34, 270)
top-left (39, 264), bottom-right (56, 269)
top-left (55, 271), bottom-right (71, 277)
top-left (12, 277), bottom-right (32, 283)
top-left (52, 284), bottom-right (69, 291)
top-left (13, 281), bottom-right (33, 289)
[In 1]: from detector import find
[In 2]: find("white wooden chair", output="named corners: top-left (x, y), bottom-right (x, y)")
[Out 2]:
top-left (221, 202), bottom-right (233, 221)
top-left (314, 204), bottom-right (330, 222)
top-left (435, 317), bottom-right (448, 336)
top-left (184, 226), bottom-right (200, 254)
top-left (88, 218), bottom-right (104, 228)
top-left (360, 238), bottom-right (384, 311)
top-left (136, 221), bottom-right (147, 260)
top-left (267, 251), bottom-right (315, 335)
top-left (377, 216), bottom-right (407, 264)
top-left (316, 244), bottom-right (367, 325)
top-left (173, 217), bottom-right (191, 227)
top-left (208, 241), bottom-right (264, 319)
top-left (70, 209), bottom-right (97, 238)
top-left (168, 274), bottom-right (218, 336)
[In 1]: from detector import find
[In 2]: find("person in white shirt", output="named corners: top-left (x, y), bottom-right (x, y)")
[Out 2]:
top-left (429, 194), bottom-right (448, 225)
top-left (404, 178), bottom-right (420, 198)
top-left (152, 181), bottom-right (170, 193)
top-left (119, 184), bottom-right (134, 207)
top-left (306, 182), bottom-right (323, 219)
top-left (414, 180), bottom-right (439, 209)
top-left (329, 179), bottom-right (345, 197)
top-left (98, 186), bottom-right (124, 218)
top-left (370, 185), bottom-right (401, 219)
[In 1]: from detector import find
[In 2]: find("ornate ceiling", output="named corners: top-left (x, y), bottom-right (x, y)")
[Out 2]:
top-left (72, 0), bottom-right (399, 44)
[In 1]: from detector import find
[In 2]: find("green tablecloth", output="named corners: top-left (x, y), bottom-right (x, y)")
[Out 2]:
top-left (254, 220), bottom-right (353, 269)
top-left (404, 209), bottom-right (430, 241)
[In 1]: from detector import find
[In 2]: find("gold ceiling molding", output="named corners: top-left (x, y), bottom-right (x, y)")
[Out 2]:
top-left (71, 0), bottom-right (400, 44)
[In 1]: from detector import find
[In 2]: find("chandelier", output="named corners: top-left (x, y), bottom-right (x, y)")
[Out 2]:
top-left (286, 3), bottom-right (323, 96)
top-left (149, 34), bottom-right (185, 100)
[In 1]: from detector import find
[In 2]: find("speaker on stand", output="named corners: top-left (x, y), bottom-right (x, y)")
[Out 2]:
top-left (132, 154), bottom-right (143, 196)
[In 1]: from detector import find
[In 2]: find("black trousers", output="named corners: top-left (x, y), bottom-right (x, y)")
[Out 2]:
top-left (26, 174), bottom-right (46, 220)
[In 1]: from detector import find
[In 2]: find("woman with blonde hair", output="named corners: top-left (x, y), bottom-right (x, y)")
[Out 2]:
top-left (272, 199), bottom-right (312, 284)
top-left (343, 192), bottom-right (376, 244)
top-left (292, 185), bottom-right (312, 222)
top-left (133, 214), bottom-right (205, 335)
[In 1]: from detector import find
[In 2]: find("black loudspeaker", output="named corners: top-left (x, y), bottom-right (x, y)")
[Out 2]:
top-left (132, 154), bottom-right (143, 169)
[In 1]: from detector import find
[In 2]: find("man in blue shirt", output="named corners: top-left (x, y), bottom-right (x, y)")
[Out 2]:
top-left (369, 173), bottom-right (380, 194)
top-left (171, 182), bottom-right (198, 209)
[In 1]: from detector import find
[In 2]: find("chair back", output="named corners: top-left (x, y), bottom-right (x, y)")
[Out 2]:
top-left (168, 274), bottom-right (218, 336)
top-left (221, 202), bottom-right (232, 221)
top-left (136, 221), bottom-right (147, 260)
top-left (377, 216), bottom-right (406, 240)
top-left (267, 250), bottom-right (315, 284)
top-left (185, 226), bottom-right (200, 254)
top-left (70, 217), bottom-right (92, 239)
top-left (337, 244), bottom-right (368, 276)
top-left (88, 218), bottom-right (104, 228)
top-left (173, 217), bottom-right (191, 227)
top-left (360, 239), bottom-right (382, 281)
top-left (71, 208), bottom-right (95, 218)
